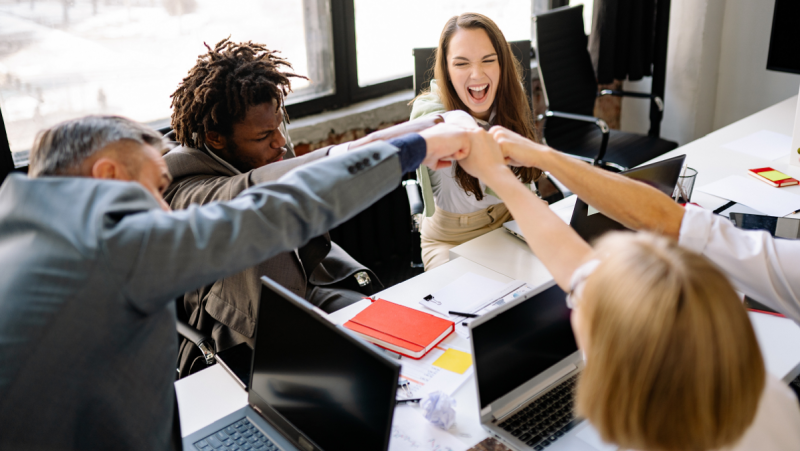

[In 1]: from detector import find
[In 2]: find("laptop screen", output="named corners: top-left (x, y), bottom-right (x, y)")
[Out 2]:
top-left (249, 279), bottom-right (399, 451)
top-left (472, 284), bottom-right (578, 409)
top-left (570, 154), bottom-right (686, 242)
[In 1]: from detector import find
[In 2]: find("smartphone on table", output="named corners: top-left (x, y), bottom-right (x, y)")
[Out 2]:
top-left (729, 212), bottom-right (800, 239)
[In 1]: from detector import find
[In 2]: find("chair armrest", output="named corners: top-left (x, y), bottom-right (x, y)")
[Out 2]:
top-left (598, 90), bottom-right (664, 112)
top-left (537, 110), bottom-right (610, 134)
top-left (177, 318), bottom-right (216, 366)
top-left (402, 179), bottom-right (424, 216)
top-left (537, 110), bottom-right (611, 167)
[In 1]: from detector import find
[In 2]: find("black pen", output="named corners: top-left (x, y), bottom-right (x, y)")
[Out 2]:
top-left (396, 398), bottom-right (421, 405)
top-left (449, 310), bottom-right (478, 318)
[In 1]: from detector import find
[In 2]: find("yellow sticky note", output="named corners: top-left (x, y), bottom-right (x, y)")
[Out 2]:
top-left (432, 348), bottom-right (473, 374)
top-left (759, 170), bottom-right (790, 182)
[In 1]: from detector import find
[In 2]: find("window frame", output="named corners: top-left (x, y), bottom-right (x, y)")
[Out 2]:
top-left (285, 0), bottom-right (412, 118)
top-left (0, 0), bottom-right (413, 178)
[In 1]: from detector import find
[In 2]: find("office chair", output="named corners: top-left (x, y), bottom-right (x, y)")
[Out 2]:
top-left (177, 318), bottom-right (216, 373)
top-left (534, 5), bottom-right (677, 171)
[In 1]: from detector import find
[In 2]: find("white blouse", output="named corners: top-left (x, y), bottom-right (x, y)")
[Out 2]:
top-left (428, 163), bottom-right (503, 215)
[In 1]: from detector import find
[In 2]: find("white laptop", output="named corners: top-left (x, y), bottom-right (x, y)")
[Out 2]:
top-left (469, 279), bottom-right (609, 451)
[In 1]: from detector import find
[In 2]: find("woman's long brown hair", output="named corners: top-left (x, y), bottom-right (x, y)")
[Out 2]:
top-left (431, 13), bottom-right (541, 200)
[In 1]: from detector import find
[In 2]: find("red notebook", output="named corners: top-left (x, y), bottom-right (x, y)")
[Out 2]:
top-left (748, 167), bottom-right (799, 187)
top-left (344, 299), bottom-right (454, 359)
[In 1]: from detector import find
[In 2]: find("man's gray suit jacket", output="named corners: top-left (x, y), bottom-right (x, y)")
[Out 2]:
top-left (0, 142), bottom-right (404, 451)
top-left (163, 144), bottom-right (377, 361)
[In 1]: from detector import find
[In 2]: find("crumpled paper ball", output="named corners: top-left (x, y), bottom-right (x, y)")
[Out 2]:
top-left (420, 390), bottom-right (457, 429)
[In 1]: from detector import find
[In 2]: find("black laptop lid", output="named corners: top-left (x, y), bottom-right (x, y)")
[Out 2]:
top-left (472, 282), bottom-right (578, 409)
top-left (570, 154), bottom-right (686, 242)
top-left (248, 277), bottom-right (400, 451)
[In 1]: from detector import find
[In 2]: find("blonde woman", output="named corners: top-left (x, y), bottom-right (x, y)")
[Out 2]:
top-left (410, 12), bottom-right (541, 270)
top-left (457, 129), bottom-right (800, 451)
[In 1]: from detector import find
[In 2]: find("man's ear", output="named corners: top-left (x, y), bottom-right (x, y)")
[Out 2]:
top-left (90, 157), bottom-right (126, 180)
top-left (205, 131), bottom-right (227, 151)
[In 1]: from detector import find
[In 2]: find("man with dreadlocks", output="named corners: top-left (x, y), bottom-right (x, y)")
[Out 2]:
top-left (164, 39), bottom-right (440, 375)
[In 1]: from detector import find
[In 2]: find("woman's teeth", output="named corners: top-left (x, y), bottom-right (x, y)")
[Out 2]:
top-left (468, 84), bottom-right (489, 101)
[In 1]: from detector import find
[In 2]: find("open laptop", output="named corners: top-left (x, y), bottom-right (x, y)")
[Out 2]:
top-left (182, 276), bottom-right (400, 451)
top-left (470, 279), bottom-right (601, 451)
top-left (504, 154), bottom-right (687, 243)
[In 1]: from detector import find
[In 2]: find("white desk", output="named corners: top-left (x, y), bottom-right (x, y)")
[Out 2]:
top-left (177, 257), bottom-right (513, 447)
top-left (451, 96), bottom-right (800, 383)
top-left (652, 95), bottom-right (800, 213)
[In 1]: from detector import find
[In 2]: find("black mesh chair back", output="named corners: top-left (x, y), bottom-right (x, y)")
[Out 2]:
top-left (535, 5), bottom-right (598, 137)
top-left (534, 5), bottom-right (677, 170)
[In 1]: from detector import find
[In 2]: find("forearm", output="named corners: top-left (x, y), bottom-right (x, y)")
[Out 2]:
top-left (484, 168), bottom-right (593, 290)
top-left (111, 143), bottom-right (408, 310)
top-left (250, 147), bottom-right (329, 185)
top-left (541, 149), bottom-right (684, 238)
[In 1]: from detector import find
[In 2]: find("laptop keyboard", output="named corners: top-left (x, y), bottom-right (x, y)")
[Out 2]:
top-left (193, 418), bottom-right (280, 451)
top-left (498, 374), bottom-right (580, 450)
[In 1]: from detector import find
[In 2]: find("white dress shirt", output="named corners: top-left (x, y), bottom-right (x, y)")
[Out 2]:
top-left (679, 205), bottom-right (800, 326)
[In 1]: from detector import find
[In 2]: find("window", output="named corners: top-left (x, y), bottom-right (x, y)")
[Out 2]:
top-left (0, 0), bottom-right (334, 166)
top-left (1, 0), bottom-right (537, 170)
top-left (354, 1), bottom-right (532, 88)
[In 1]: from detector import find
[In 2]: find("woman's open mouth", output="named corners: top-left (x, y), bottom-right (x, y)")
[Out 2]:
top-left (467, 83), bottom-right (490, 103)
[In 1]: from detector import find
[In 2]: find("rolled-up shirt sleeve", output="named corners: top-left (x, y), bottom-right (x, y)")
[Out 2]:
top-left (679, 204), bottom-right (800, 325)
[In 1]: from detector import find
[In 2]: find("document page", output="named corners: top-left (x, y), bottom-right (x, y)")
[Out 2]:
top-left (696, 175), bottom-right (800, 217)
top-left (722, 130), bottom-right (792, 160)
top-left (419, 272), bottom-right (506, 316)
top-left (389, 405), bottom-right (467, 451)
top-left (398, 343), bottom-right (473, 399)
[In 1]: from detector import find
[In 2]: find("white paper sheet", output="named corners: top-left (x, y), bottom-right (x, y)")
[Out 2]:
top-left (389, 405), bottom-right (468, 451)
top-left (722, 130), bottom-right (793, 160)
top-left (398, 344), bottom-right (473, 399)
top-left (696, 175), bottom-right (800, 217)
top-left (453, 282), bottom-right (533, 339)
top-left (420, 272), bottom-right (505, 316)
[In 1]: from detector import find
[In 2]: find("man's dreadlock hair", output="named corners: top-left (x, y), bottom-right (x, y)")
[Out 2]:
top-left (170, 38), bottom-right (307, 148)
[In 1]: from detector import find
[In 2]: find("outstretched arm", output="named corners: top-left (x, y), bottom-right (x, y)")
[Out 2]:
top-left (106, 125), bottom-right (471, 314)
top-left (491, 126), bottom-right (685, 239)
top-left (459, 129), bottom-right (593, 290)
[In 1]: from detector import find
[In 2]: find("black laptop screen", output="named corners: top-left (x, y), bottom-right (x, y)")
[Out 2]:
top-left (472, 284), bottom-right (578, 409)
top-left (570, 154), bottom-right (686, 242)
top-left (250, 283), bottom-right (398, 451)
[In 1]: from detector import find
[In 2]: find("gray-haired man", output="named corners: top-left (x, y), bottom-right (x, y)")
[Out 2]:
top-left (0, 115), bottom-right (472, 451)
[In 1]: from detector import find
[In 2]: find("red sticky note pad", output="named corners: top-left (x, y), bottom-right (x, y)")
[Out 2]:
top-left (748, 167), bottom-right (799, 187)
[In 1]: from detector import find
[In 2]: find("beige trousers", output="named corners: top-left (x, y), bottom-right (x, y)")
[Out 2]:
top-left (420, 203), bottom-right (512, 271)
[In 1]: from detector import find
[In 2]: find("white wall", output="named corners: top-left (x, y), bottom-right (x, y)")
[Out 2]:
top-left (712, 0), bottom-right (800, 130)
top-left (620, 0), bottom-right (800, 146)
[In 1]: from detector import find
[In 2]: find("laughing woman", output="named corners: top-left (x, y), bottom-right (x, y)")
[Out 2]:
top-left (410, 12), bottom-right (541, 270)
